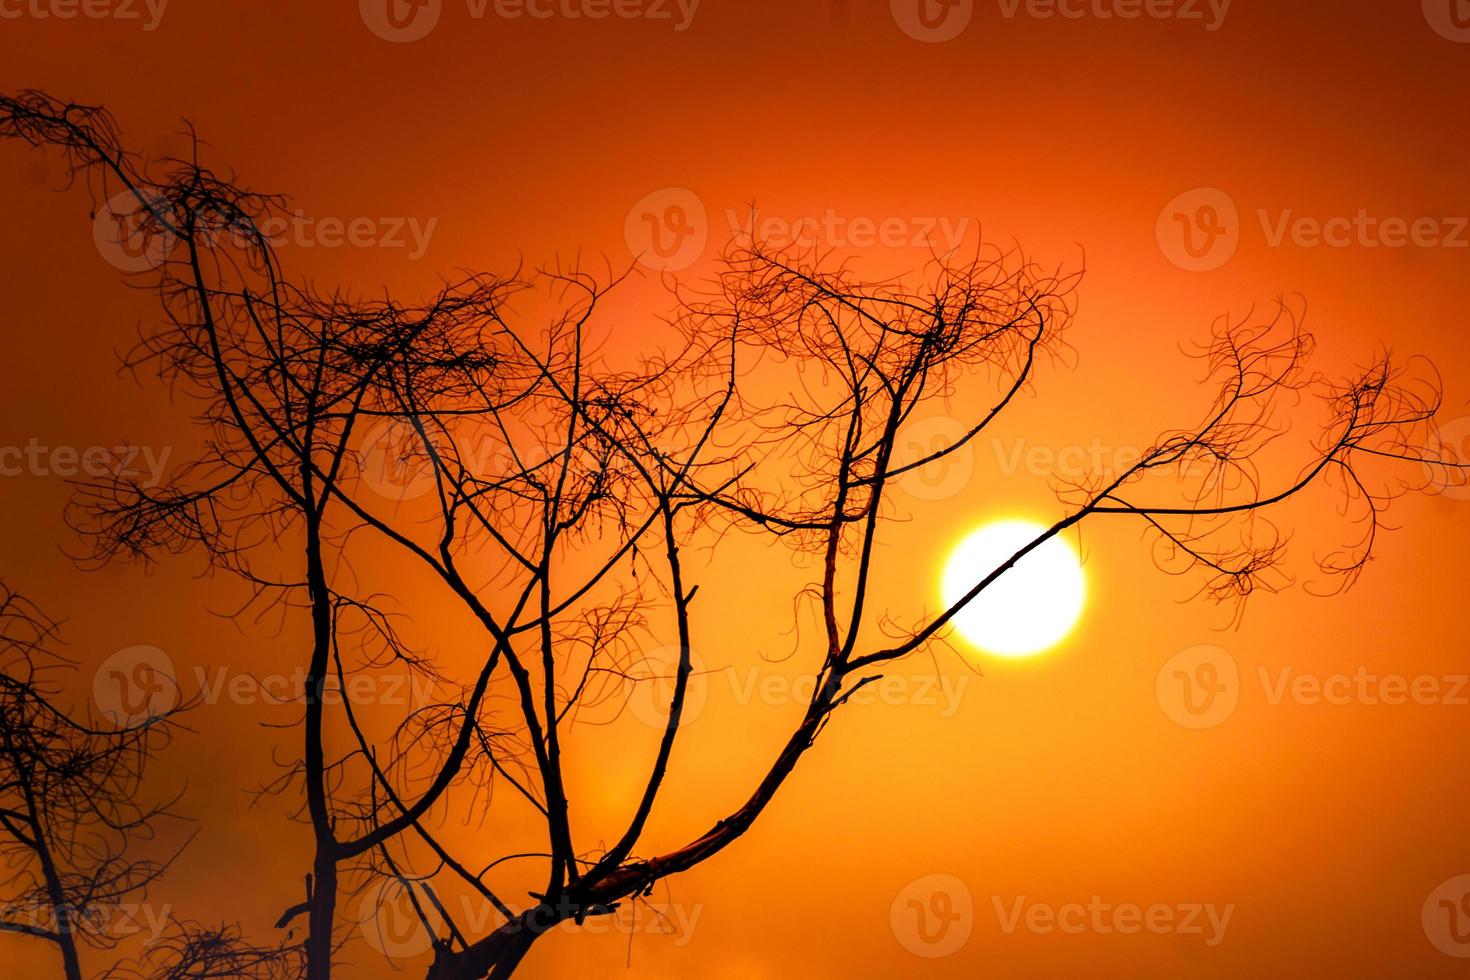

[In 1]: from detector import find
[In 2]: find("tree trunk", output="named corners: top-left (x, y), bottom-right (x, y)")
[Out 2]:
top-left (303, 513), bottom-right (339, 980)
top-left (304, 849), bottom-right (338, 980)
top-left (425, 912), bottom-right (543, 980)
top-left (53, 933), bottom-right (83, 980)
top-left (27, 787), bottom-right (83, 980)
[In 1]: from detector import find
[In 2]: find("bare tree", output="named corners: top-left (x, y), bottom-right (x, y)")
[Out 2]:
top-left (0, 584), bottom-right (186, 980)
top-left (1, 90), bottom-right (1463, 980)
top-left (106, 920), bottom-right (304, 980)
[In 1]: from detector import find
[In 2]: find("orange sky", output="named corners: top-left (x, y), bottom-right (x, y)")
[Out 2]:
top-left (3, 1), bottom-right (1470, 977)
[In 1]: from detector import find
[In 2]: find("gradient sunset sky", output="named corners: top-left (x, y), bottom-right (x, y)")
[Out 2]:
top-left (3, 1), bottom-right (1470, 976)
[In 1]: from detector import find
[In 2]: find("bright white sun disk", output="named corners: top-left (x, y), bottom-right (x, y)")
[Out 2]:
top-left (941, 519), bottom-right (1086, 657)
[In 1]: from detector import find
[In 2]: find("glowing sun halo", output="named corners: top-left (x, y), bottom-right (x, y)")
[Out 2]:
top-left (941, 519), bottom-right (1087, 658)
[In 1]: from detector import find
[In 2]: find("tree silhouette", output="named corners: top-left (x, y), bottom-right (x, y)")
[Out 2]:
top-left (1, 90), bottom-right (1463, 979)
top-left (110, 919), bottom-right (305, 979)
top-left (0, 584), bottom-right (186, 980)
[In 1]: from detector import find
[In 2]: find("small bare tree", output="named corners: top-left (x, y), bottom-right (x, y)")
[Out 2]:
top-left (108, 920), bottom-right (305, 980)
top-left (2, 90), bottom-right (1463, 980)
top-left (0, 584), bottom-right (185, 980)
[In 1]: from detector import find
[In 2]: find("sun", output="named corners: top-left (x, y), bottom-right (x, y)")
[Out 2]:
top-left (940, 519), bottom-right (1087, 658)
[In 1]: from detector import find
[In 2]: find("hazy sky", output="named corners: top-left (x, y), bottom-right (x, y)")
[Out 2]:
top-left (2, 1), bottom-right (1470, 976)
